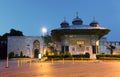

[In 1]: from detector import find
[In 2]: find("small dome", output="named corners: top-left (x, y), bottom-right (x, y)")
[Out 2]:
top-left (72, 16), bottom-right (83, 25)
top-left (90, 20), bottom-right (99, 27)
top-left (60, 18), bottom-right (69, 28)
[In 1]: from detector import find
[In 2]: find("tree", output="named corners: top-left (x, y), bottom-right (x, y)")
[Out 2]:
top-left (8, 52), bottom-right (14, 58)
top-left (45, 50), bottom-right (49, 57)
top-left (0, 28), bottom-right (24, 59)
top-left (84, 52), bottom-right (90, 58)
top-left (44, 35), bottom-right (52, 45)
top-left (20, 51), bottom-right (23, 57)
top-left (10, 29), bottom-right (23, 36)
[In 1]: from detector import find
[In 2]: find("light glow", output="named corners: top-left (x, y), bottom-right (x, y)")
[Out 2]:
top-left (42, 27), bottom-right (47, 33)
top-left (38, 54), bottom-right (42, 59)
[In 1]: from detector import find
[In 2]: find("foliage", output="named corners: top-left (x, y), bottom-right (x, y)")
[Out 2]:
top-left (8, 52), bottom-right (15, 58)
top-left (1, 28), bottom-right (24, 41)
top-left (0, 28), bottom-right (24, 59)
top-left (96, 54), bottom-right (120, 60)
top-left (20, 51), bottom-right (23, 57)
top-left (8, 51), bottom-right (29, 58)
top-left (0, 43), bottom-right (7, 59)
top-left (44, 50), bottom-right (49, 57)
top-left (84, 52), bottom-right (90, 58)
top-left (15, 54), bottom-right (19, 58)
top-left (10, 29), bottom-right (23, 36)
top-left (47, 52), bottom-right (90, 59)
top-left (62, 52), bottom-right (72, 58)
top-left (72, 52), bottom-right (90, 58)
top-left (44, 35), bottom-right (52, 45)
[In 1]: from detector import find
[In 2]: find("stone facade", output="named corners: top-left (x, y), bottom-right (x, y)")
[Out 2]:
top-left (61, 35), bottom-right (99, 59)
top-left (51, 15), bottom-right (110, 59)
top-left (7, 36), bottom-right (44, 58)
top-left (99, 38), bottom-right (120, 54)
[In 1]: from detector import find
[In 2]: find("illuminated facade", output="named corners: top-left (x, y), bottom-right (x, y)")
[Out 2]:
top-left (51, 15), bottom-right (110, 59)
top-left (7, 36), bottom-right (44, 58)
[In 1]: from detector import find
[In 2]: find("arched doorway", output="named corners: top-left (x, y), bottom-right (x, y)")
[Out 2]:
top-left (33, 40), bottom-right (40, 58)
top-left (34, 49), bottom-right (39, 58)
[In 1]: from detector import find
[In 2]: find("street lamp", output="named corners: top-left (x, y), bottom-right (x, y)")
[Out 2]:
top-left (26, 44), bottom-right (30, 57)
top-left (42, 27), bottom-right (47, 36)
top-left (41, 27), bottom-right (47, 58)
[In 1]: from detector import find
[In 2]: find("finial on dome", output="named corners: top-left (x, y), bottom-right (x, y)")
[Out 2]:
top-left (72, 12), bottom-right (83, 25)
top-left (64, 17), bottom-right (66, 22)
top-left (76, 12), bottom-right (79, 18)
top-left (93, 16), bottom-right (95, 21)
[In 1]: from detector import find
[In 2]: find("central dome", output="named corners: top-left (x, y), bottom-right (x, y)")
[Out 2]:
top-left (72, 16), bottom-right (83, 25)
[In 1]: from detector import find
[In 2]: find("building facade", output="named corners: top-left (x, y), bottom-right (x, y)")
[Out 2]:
top-left (7, 36), bottom-right (44, 58)
top-left (51, 15), bottom-right (110, 59)
top-left (7, 15), bottom-right (111, 59)
top-left (99, 37), bottom-right (120, 54)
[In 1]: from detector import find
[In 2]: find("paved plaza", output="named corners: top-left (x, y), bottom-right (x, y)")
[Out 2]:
top-left (1, 60), bottom-right (120, 77)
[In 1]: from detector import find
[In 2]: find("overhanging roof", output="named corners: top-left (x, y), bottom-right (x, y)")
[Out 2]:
top-left (51, 28), bottom-right (110, 42)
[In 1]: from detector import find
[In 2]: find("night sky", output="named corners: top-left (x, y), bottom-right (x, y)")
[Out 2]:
top-left (0, 0), bottom-right (119, 41)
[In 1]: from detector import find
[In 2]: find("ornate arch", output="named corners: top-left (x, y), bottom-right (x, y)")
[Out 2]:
top-left (33, 40), bottom-right (40, 58)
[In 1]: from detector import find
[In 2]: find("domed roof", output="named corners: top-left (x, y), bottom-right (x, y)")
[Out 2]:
top-left (60, 18), bottom-right (69, 28)
top-left (90, 19), bottom-right (99, 27)
top-left (72, 15), bottom-right (83, 25)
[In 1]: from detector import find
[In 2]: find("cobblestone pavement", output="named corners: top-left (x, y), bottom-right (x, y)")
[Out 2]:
top-left (1, 60), bottom-right (120, 77)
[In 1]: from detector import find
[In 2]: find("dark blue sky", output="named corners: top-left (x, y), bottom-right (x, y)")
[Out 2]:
top-left (0, 0), bottom-right (119, 41)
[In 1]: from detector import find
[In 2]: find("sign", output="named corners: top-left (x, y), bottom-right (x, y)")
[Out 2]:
top-left (38, 54), bottom-right (42, 59)
top-left (77, 41), bottom-right (85, 45)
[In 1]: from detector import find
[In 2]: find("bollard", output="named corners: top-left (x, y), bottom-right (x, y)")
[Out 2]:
top-left (20, 60), bottom-right (22, 67)
top-left (23, 59), bottom-right (25, 64)
top-left (29, 60), bottom-right (31, 67)
top-left (5, 56), bottom-right (9, 68)
top-left (18, 60), bottom-right (20, 67)
top-left (62, 58), bottom-right (64, 64)
top-left (72, 58), bottom-right (74, 64)
top-left (26, 60), bottom-right (28, 63)
top-left (81, 58), bottom-right (83, 62)
top-left (52, 58), bottom-right (53, 64)
top-left (79, 58), bottom-right (81, 62)
top-left (25, 59), bottom-right (27, 64)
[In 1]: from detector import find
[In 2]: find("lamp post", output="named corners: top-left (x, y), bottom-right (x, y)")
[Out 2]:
top-left (42, 27), bottom-right (47, 36)
top-left (5, 55), bottom-right (8, 68)
top-left (41, 27), bottom-right (47, 58)
top-left (26, 44), bottom-right (30, 57)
